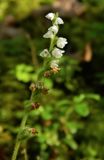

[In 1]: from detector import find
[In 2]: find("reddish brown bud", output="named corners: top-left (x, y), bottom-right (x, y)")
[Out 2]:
top-left (28, 128), bottom-right (38, 135)
top-left (31, 102), bottom-right (40, 110)
top-left (31, 128), bottom-right (38, 135)
top-left (29, 83), bottom-right (36, 92)
top-left (44, 70), bottom-right (52, 77)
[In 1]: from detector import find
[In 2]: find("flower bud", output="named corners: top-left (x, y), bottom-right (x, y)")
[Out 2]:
top-left (31, 102), bottom-right (40, 110)
top-left (18, 127), bottom-right (38, 140)
top-left (44, 70), bottom-right (52, 77)
top-left (28, 128), bottom-right (38, 135)
top-left (29, 83), bottom-right (36, 92)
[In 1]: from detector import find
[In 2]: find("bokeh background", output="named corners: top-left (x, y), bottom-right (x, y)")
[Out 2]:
top-left (0, 0), bottom-right (104, 160)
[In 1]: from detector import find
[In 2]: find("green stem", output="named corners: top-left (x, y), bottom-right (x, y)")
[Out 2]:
top-left (11, 114), bottom-right (28, 160)
top-left (24, 148), bottom-right (28, 160)
top-left (23, 144), bottom-right (28, 160)
top-left (11, 140), bottom-right (20, 160)
top-left (49, 35), bottom-right (56, 52)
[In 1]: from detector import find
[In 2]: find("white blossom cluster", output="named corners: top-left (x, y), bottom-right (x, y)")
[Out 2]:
top-left (40, 12), bottom-right (68, 69)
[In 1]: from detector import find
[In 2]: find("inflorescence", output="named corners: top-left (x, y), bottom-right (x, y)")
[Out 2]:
top-left (40, 12), bottom-right (68, 72)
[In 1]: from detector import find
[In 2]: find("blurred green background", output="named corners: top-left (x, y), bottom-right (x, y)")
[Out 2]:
top-left (0, 0), bottom-right (104, 160)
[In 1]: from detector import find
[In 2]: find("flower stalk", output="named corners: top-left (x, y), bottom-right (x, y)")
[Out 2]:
top-left (11, 114), bottom-right (28, 160)
top-left (11, 12), bottom-right (68, 160)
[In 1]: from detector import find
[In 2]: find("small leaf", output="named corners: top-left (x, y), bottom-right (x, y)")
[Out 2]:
top-left (73, 94), bottom-right (85, 103)
top-left (65, 134), bottom-right (78, 150)
top-left (67, 122), bottom-right (79, 134)
top-left (42, 112), bottom-right (52, 120)
top-left (74, 103), bottom-right (90, 117)
top-left (85, 93), bottom-right (100, 101)
top-left (15, 64), bottom-right (34, 82)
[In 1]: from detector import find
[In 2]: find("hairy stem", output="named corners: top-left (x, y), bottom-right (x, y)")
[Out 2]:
top-left (11, 114), bottom-right (28, 160)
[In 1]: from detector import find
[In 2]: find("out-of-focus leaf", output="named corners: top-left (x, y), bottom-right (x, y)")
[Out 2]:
top-left (15, 64), bottom-right (34, 82)
top-left (73, 94), bottom-right (86, 103)
top-left (67, 122), bottom-right (80, 134)
top-left (64, 134), bottom-right (78, 150)
top-left (74, 103), bottom-right (90, 117)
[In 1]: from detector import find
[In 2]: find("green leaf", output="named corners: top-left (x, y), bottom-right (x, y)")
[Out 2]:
top-left (41, 112), bottom-right (52, 120)
top-left (65, 134), bottom-right (78, 150)
top-left (85, 93), bottom-right (100, 101)
top-left (15, 64), bottom-right (34, 82)
top-left (57, 100), bottom-right (69, 107)
top-left (67, 122), bottom-right (79, 134)
top-left (74, 103), bottom-right (90, 117)
top-left (73, 94), bottom-right (86, 103)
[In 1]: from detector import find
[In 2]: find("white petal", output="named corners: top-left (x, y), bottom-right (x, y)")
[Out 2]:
top-left (45, 13), bottom-right (55, 20)
top-left (52, 48), bottom-right (64, 58)
top-left (50, 60), bottom-right (59, 68)
top-left (55, 17), bottom-right (64, 25)
top-left (57, 37), bottom-right (68, 48)
top-left (48, 25), bottom-right (58, 34)
top-left (40, 49), bottom-right (50, 57)
top-left (43, 30), bottom-right (54, 38)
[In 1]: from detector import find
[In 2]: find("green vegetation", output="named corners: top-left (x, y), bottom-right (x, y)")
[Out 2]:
top-left (0, 0), bottom-right (104, 160)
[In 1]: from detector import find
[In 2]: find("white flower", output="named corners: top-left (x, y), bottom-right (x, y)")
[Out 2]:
top-left (52, 48), bottom-right (64, 58)
top-left (40, 49), bottom-right (50, 57)
top-left (43, 30), bottom-right (54, 38)
top-left (45, 13), bottom-right (55, 20)
top-left (57, 37), bottom-right (68, 48)
top-left (50, 60), bottom-right (59, 68)
top-left (48, 25), bottom-right (58, 34)
top-left (55, 17), bottom-right (64, 25)
top-left (43, 25), bottom-right (58, 38)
